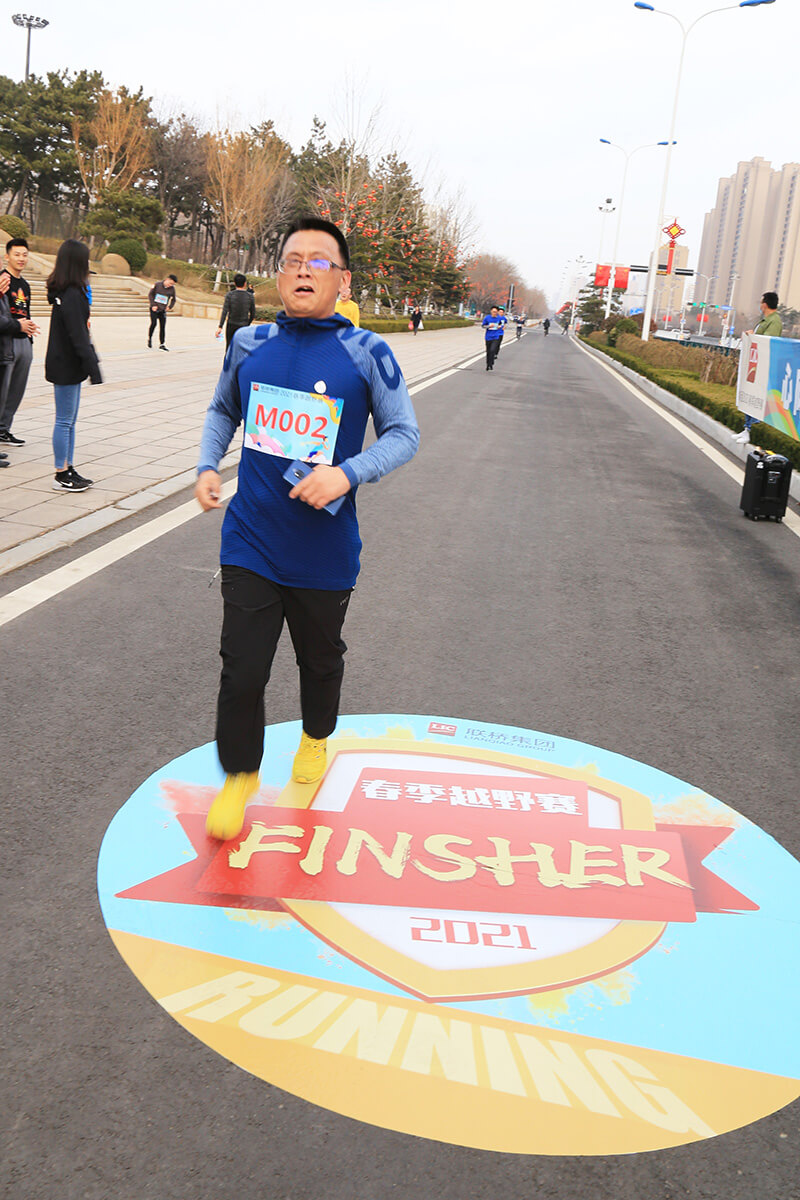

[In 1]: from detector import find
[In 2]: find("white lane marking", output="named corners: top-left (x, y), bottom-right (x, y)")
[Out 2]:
top-left (0, 480), bottom-right (236, 629)
top-left (0, 358), bottom-right (474, 628)
top-left (575, 339), bottom-right (800, 541)
top-left (457, 351), bottom-right (489, 370)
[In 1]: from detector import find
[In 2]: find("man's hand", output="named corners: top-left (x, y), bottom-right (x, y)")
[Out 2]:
top-left (745, 328), bottom-right (754, 336)
top-left (0, 275), bottom-right (9, 295)
top-left (289, 464), bottom-right (351, 510)
top-left (215, 328), bottom-right (222, 338)
top-left (195, 469), bottom-right (222, 510)
top-left (19, 318), bottom-right (38, 336)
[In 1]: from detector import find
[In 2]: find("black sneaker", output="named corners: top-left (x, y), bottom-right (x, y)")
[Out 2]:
top-left (0, 430), bottom-right (25, 445)
top-left (159, 344), bottom-right (169, 351)
top-left (68, 466), bottom-right (94, 486)
top-left (147, 340), bottom-right (152, 349)
top-left (52, 470), bottom-right (89, 492)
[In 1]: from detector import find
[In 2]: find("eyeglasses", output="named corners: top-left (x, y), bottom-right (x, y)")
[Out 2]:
top-left (277, 256), bottom-right (346, 274)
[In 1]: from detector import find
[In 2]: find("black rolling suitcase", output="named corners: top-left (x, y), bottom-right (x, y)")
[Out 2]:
top-left (740, 449), bottom-right (792, 521)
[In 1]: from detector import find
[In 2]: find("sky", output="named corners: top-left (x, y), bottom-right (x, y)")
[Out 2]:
top-left (3, 0), bottom-right (795, 308)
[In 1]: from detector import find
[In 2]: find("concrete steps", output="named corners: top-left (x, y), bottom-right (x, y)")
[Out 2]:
top-left (25, 273), bottom-right (150, 317)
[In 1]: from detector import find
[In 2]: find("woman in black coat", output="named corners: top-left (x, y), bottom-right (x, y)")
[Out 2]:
top-left (45, 239), bottom-right (102, 492)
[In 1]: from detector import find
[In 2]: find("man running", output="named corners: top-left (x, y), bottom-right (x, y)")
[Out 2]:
top-left (147, 273), bottom-right (178, 350)
top-left (482, 305), bottom-right (504, 370)
top-left (195, 217), bottom-right (420, 841)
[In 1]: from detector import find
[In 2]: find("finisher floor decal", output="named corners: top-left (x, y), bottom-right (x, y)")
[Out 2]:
top-left (97, 715), bottom-right (800, 1155)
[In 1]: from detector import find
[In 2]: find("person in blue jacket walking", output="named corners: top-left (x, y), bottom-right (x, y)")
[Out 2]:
top-left (195, 217), bottom-right (420, 840)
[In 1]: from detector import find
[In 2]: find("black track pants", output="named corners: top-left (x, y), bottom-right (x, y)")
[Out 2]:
top-left (148, 311), bottom-right (167, 345)
top-left (215, 565), bottom-right (352, 774)
top-left (485, 338), bottom-right (501, 368)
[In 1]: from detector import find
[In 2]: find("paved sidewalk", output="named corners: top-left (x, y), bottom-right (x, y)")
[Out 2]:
top-left (0, 317), bottom-right (481, 576)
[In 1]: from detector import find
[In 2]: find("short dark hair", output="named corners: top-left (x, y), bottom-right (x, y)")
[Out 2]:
top-left (167, 273), bottom-right (178, 283)
top-left (5, 237), bottom-right (28, 254)
top-left (233, 273), bottom-right (247, 287)
top-left (277, 218), bottom-right (350, 270)
top-left (46, 238), bottom-right (90, 293)
top-left (762, 291), bottom-right (779, 310)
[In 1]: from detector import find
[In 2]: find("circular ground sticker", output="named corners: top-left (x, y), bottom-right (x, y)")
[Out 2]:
top-left (98, 715), bottom-right (800, 1155)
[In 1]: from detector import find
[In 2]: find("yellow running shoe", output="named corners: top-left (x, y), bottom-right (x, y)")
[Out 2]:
top-left (205, 772), bottom-right (260, 840)
top-left (292, 732), bottom-right (328, 783)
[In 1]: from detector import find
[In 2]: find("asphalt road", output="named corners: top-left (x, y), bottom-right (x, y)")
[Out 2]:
top-left (2, 330), bottom-right (799, 1199)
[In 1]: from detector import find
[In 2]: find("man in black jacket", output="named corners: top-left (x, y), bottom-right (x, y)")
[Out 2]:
top-left (215, 274), bottom-right (256, 348)
top-left (147, 273), bottom-right (178, 350)
top-left (0, 237), bottom-right (39, 446)
top-left (0, 275), bottom-right (15, 467)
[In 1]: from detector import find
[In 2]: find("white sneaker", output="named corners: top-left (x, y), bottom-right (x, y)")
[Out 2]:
top-left (734, 429), bottom-right (750, 444)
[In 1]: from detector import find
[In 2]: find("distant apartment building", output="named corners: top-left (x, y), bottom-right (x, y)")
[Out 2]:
top-left (696, 156), bottom-right (800, 332)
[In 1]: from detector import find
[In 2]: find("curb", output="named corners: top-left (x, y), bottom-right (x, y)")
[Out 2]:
top-left (0, 466), bottom-right (211, 579)
top-left (577, 339), bottom-right (800, 506)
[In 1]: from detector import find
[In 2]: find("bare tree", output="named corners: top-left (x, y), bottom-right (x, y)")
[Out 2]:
top-left (205, 126), bottom-right (291, 268)
top-left (73, 87), bottom-right (153, 203)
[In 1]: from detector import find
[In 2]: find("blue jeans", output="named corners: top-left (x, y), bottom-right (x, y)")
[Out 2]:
top-left (52, 383), bottom-right (81, 469)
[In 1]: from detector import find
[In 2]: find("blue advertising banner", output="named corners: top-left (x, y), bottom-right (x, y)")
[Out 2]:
top-left (737, 333), bottom-right (800, 442)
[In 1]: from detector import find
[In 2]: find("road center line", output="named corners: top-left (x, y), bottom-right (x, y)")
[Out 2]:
top-left (0, 357), bottom-right (474, 628)
top-left (575, 338), bottom-right (800, 542)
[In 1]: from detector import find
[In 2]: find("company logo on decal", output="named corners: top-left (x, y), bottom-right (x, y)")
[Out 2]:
top-left (747, 342), bottom-right (759, 383)
top-left (428, 722), bottom-right (457, 736)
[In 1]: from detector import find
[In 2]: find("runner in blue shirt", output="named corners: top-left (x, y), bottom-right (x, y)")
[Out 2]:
top-left (195, 218), bottom-right (420, 840)
top-left (482, 306), bottom-right (505, 370)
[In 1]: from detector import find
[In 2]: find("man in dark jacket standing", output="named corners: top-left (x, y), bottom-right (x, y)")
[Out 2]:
top-left (216, 274), bottom-right (256, 348)
top-left (0, 237), bottom-right (39, 446)
top-left (147, 273), bottom-right (178, 350)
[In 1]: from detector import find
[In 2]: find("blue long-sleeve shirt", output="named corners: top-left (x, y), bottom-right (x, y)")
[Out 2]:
top-left (197, 312), bottom-right (420, 589)
top-left (482, 314), bottom-right (507, 341)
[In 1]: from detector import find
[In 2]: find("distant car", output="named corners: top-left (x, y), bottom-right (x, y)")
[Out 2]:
top-left (654, 329), bottom-right (691, 341)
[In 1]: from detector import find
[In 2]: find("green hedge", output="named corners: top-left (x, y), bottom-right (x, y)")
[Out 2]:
top-left (143, 255), bottom-right (217, 288)
top-left (581, 336), bottom-right (800, 470)
top-left (361, 316), bottom-right (472, 334)
top-left (108, 237), bottom-right (147, 273)
top-left (0, 215), bottom-right (30, 240)
top-left (251, 312), bottom-right (473, 334)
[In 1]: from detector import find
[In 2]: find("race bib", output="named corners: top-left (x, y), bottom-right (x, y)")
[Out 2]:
top-left (154, 293), bottom-right (169, 305)
top-left (244, 382), bottom-right (343, 464)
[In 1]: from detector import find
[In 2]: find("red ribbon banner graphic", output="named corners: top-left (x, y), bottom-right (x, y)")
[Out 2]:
top-left (119, 769), bottom-right (757, 922)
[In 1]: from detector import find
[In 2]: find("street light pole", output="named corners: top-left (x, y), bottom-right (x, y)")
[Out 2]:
top-left (11, 14), bottom-right (49, 82)
top-left (721, 273), bottom-right (739, 344)
top-left (634, 0), bottom-right (776, 342)
top-left (693, 271), bottom-right (717, 334)
top-left (599, 138), bottom-right (673, 320)
top-left (567, 257), bottom-right (589, 334)
top-left (597, 199), bottom-right (615, 269)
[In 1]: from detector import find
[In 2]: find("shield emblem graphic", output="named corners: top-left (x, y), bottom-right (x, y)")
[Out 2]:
top-left (219, 735), bottom-right (671, 1002)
